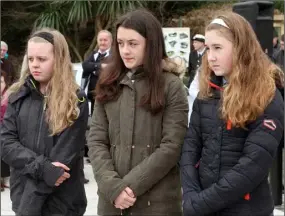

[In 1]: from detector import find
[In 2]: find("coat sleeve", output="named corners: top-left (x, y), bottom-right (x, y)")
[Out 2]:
top-left (122, 78), bottom-right (189, 197)
top-left (87, 100), bottom-right (128, 203)
top-left (1, 102), bottom-right (64, 187)
top-left (180, 98), bottom-right (203, 201)
top-left (82, 53), bottom-right (101, 78)
top-left (183, 92), bottom-right (284, 216)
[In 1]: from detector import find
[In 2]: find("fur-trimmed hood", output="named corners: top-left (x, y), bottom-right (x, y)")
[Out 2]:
top-left (162, 57), bottom-right (186, 79)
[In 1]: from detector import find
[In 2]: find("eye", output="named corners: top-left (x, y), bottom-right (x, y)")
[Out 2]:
top-left (214, 46), bottom-right (221, 50)
top-left (129, 42), bottom-right (137, 47)
top-left (28, 57), bottom-right (33, 62)
top-left (39, 57), bottom-right (45, 62)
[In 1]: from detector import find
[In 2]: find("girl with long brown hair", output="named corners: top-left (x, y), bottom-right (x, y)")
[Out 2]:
top-left (1, 28), bottom-right (88, 216)
top-left (87, 9), bottom-right (188, 216)
top-left (180, 12), bottom-right (284, 216)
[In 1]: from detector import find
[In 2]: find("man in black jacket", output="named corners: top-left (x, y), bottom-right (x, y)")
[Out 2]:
top-left (82, 30), bottom-right (112, 115)
top-left (273, 34), bottom-right (284, 72)
top-left (187, 34), bottom-right (206, 87)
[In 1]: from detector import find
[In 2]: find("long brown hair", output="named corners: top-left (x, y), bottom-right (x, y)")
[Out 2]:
top-left (96, 9), bottom-right (168, 114)
top-left (8, 28), bottom-right (80, 135)
top-left (199, 12), bottom-right (284, 128)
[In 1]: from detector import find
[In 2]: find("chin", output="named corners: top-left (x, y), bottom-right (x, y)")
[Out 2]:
top-left (124, 63), bottom-right (136, 70)
top-left (213, 70), bottom-right (226, 77)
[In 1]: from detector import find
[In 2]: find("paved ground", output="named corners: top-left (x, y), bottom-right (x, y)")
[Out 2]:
top-left (1, 160), bottom-right (284, 216)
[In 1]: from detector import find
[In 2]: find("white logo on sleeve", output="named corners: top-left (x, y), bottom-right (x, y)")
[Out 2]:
top-left (263, 119), bottom-right (276, 131)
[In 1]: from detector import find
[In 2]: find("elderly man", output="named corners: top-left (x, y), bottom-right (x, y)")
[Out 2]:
top-left (1, 41), bottom-right (16, 85)
top-left (82, 30), bottom-right (112, 115)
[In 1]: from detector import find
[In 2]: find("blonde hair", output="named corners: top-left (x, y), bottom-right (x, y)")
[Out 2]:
top-left (199, 12), bottom-right (284, 128)
top-left (8, 28), bottom-right (80, 135)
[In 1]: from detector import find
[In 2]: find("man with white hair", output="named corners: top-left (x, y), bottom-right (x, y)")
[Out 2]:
top-left (1, 41), bottom-right (16, 85)
top-left (1, 41), bottom-right (8, 60)
top-left (187, 34), bottom-right (206, 87)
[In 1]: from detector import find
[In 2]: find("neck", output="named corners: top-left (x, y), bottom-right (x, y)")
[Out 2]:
top-left (99, 49), bottom-right (108, 53)
top-left (40, 83), bottom-right (47, 95)
top-left (197, 47), bottom-right (205, 53)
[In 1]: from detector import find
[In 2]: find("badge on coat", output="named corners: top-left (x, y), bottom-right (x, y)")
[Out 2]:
top-left (263, 119), bottom-right (276, 131)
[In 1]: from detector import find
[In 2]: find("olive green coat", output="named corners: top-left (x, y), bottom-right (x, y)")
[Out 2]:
top-left (88, 64), bottom-right (189, 216)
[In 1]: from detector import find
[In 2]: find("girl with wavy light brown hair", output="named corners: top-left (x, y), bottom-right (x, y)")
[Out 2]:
top-left (180, 12), bottom-right (284, 216)
top-left (1, 28), bottom-right (88, 216)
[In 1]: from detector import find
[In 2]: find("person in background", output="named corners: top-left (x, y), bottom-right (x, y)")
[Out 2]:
top-left (273, 30), bottom-right (280, 57)
top-left (82, 30), bottom-right (113, 167)
top-left (273, 34), bottom-right (284, 73)
top-left (1, 70), bottom-right (10, 192)
top-left (82, 30), bottom-right (112, 116)
top-left (180, 12), bottom-right (284, 216)
top-left (187, 34), bottom-right (206, 87)
top-left (1, 41), bottom-right (17, 85)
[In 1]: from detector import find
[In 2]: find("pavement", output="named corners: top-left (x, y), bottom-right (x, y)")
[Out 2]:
top-left (1, 160), bottom-right (284, 216)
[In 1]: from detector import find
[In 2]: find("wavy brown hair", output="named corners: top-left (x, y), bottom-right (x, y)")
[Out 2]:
top-left (96, 9), bottom-right (168, 114)
top-left (199, 12), bottom-right (284, 128)
top-left (8, 28), bottom-right (80, 135)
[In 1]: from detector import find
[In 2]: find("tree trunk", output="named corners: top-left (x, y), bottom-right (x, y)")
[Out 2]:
top-left (66, 36), bottom-right (83, 62)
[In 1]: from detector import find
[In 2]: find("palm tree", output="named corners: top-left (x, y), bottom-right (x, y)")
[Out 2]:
top-left (33, 0), bottom-right (146, 62)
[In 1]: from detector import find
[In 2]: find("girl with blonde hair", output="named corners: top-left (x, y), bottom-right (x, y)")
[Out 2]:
top-left (180, 12), bottom-right (284, 216)
top-left (1, 28), bottom-right (88, 216)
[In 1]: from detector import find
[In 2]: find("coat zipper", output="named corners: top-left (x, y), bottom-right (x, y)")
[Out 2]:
top-left (36, 97), bottom-right (47, 150)
top-left (129, 79), bottom-right (136, 172)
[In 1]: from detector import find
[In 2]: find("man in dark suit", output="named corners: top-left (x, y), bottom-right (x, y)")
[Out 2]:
top-left (82, 30), bottom-right (112, 115)
top-left (187, 34), bottom-right (206, 87)
top-left (82, 30), bottom-right (112, 167)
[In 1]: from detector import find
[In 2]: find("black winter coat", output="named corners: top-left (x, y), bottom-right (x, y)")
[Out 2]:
top-left (187, 50), bottom-right (205, 88)
top-left (1, 76), bottom-right (88, 216)
top-left (180, 75), bottom-right (284, 216)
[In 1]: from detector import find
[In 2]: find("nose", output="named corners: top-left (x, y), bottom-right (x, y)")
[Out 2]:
top-left (30, 59), bottom-right (39, 69)
top-left (207, 49), bottom-right (216, 62)
top-left (121, 44), bottom-right (130, 55)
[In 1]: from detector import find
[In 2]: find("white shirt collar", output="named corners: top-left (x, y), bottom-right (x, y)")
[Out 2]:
top-left (197, 47), bottom-right (206, 56)
top-left (98, 49), bottom-right (110, 55)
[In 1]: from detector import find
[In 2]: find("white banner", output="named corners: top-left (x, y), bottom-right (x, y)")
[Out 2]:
top-left (162, 27), bottom-right (191, 65)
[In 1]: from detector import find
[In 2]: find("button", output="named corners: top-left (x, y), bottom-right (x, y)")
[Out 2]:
top-left (132, 145), bottom-right (135, 148)
top-left (147, 145), bottom-right (150, 148)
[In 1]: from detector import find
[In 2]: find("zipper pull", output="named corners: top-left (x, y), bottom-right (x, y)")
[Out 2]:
top-left (43, 97), bottom-right (47, 111)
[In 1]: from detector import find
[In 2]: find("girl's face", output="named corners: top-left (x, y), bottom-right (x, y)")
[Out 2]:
top-left (117, 27), bottom-right (146, 70)
top-left (1, 76), bottom-right (6, 94)
top-left (27, 40), bottom-right (55, 85)
top-left (205, 30), bottom-right (233, 79)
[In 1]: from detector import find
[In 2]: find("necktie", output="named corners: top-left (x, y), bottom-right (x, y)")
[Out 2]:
top-left (97, 52), bottom-right (107, 61)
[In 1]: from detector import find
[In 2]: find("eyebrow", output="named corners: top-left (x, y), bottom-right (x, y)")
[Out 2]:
top-left (117, 39), bottom-right (138, 42)
top-left (27, 55), bottom-right (47, 58)
top-left (205, 43), bottom-right (222, 47)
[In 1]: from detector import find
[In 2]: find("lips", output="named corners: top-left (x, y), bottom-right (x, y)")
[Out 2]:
top-left (124, 58), bottom-right (133, 62)
top-left (32, 72), bottom-right (41, 76)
